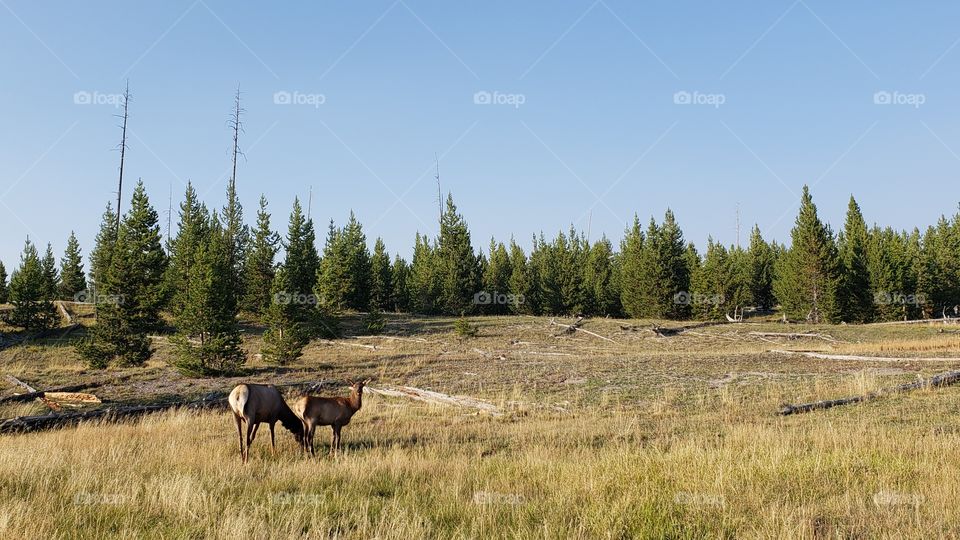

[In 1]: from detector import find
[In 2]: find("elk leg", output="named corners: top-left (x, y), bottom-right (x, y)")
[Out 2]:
top-left (269, 422), bottom-right (276, 456)
top-left (234, 414), bottom-right (245, 461)
top-left (309, 425), bottom-right (317, 457)
top-left (246, 422), bottom-right (258, 461)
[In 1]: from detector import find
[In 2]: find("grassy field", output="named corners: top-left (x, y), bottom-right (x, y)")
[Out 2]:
top-left (2, 314), bottom-right (960, 538)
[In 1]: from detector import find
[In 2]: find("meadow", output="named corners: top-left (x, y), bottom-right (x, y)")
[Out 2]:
top-left (1, 314), bottom-right (960, 538)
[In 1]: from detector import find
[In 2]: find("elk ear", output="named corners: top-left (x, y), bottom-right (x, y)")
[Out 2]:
top-left (362, 378), bottom-right (372, 384)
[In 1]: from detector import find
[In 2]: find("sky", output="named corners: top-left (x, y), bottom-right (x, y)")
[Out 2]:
top-left (1, 0), bottom-right (960, 269)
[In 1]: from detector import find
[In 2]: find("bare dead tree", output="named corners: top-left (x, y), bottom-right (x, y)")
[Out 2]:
top-left (115, 81), bottom-right (131, 234)
top-left (228, 84), bottom-right (245, 194)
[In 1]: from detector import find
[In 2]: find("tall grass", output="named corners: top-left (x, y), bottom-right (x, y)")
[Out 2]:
top-left (2, 386), bottom-right (960, 538)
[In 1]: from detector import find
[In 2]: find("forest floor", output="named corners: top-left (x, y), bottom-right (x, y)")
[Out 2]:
top-left (1, 312), bottom-right (960, 538)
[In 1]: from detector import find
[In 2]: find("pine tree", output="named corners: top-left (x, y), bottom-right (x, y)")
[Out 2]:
top-left (222, 180), bottom-right (248, 317)
top-left (40, 243), bottom-right (59, 300)
top-left (89, 203), bottom-right (118, 302)
top-left (58, 231), bottom-right (86, 300)
top-left (76, 226), bottom-right (152, 367)
top-left (389, 255), bottom-right (410, 312)
top-left (262, 199), bottom-right (328, 362)
top-left (773, 186), bottom-right (841, 323)
top-left (9, 239), bottom-right (58, 331)
top-left (0, 261), bottom-right (8, 304)
top-left (242, 195), bottom-right (279, 316)
top-left (620, 211), bottom-right (689, 319)
top-left (836, 196), bottom-right (874, 322)
top-left (481, 239), bottom-right (513, 314)
top-left (167, 183), bottom-right (209, 315)
top-left (507, 239), bottom-right (532, 315)
top-left (657, 210), bottom-right (691, 319)
top-left (261, 266), bottom-right (310, 364)
top-left (436, 194), bottom-right (481, 314)
top-left (727, 246), bottom-right (752, 315)
top-left (691, 238), bottom-right (728, 320)
top-left (409, 232), bottom-right (439, 314)
top-left (317, 212), bottom-right (371, 311)
top-left (171, 214), bottom-right (244, 375)
top-left (584, 236), bottom-right (619, 316)
top-left (869, 226), bottom-right (917, 321)
top-left (619, 216), bottom-right (646, 318)
top-left (122, 181), bottom-right (168, 332)
top-left (369, 238), bottom-right (392, 311)
top-left (284, 199), bottom-right (320, 301)
top-left (747, 225), bottom-right (775, 310)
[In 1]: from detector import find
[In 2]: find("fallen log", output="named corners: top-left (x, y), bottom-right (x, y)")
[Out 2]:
top-left (0, 382), bottom-right (100, 405)
top-left (364, 385), bottom-right (502, 416)
top-left (550, 318), bottom-right (619, 345)
top-left (0, 395), bottom-right (228, 435)
top-left (779, 370), bottom-right (960, 415)
top-left (5, 376), bottom-right (61, 412)
top-left (770, 349), bottom-right (960, 363)
top-left (750, 332), bottom-right (839, 342)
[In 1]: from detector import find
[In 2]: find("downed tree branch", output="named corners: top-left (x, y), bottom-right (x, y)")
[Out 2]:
top-left (0, 395), bottom-right (228, 435)
top-left (5, 376), bottom-right (60, 412)
top-left (0, 382), bottom-right (100, 405)
top-left (750, 331), bottom-right (839, 342)
top-left (770, 349), bottom-right (960, 363)
top-left (550, 318), bottom-right (619, 345)
top-left (364, 385), bottom-right (502, 416)
top-left (779, 370), bottom-right (960, 415)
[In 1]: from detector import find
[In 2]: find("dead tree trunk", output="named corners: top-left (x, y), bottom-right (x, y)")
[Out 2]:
top-left (779, 370), bottom-right (960, 415)
top-left (0, 395), bottom-right (228, 435)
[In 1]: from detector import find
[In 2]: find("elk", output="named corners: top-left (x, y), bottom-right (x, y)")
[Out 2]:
top-left (228, 383), bottom-right (304, 463)
top-left (291, 379), bottom-right (369, 456)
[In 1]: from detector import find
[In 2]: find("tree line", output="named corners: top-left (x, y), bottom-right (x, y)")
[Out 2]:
top-left (2, 179), bottom-right (959, 375)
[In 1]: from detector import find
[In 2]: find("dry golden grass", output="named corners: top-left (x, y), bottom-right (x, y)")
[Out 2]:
top-left (1, 315), bottom-right (960, 538)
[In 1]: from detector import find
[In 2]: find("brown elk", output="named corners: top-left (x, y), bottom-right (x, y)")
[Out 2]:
top-left (291, 379), bottom-right (369, 456)
top-left (228, 383), bottom-right (304, 463)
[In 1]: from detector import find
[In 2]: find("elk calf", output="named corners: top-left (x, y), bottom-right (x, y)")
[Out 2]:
top-left (291, 379), bottom-right (368, 456)
top-left (228, 383), bottom-right (304, 463)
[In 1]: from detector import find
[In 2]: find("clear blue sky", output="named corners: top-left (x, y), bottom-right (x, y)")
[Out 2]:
top-left (2, 1), bottom-right (959, 269)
